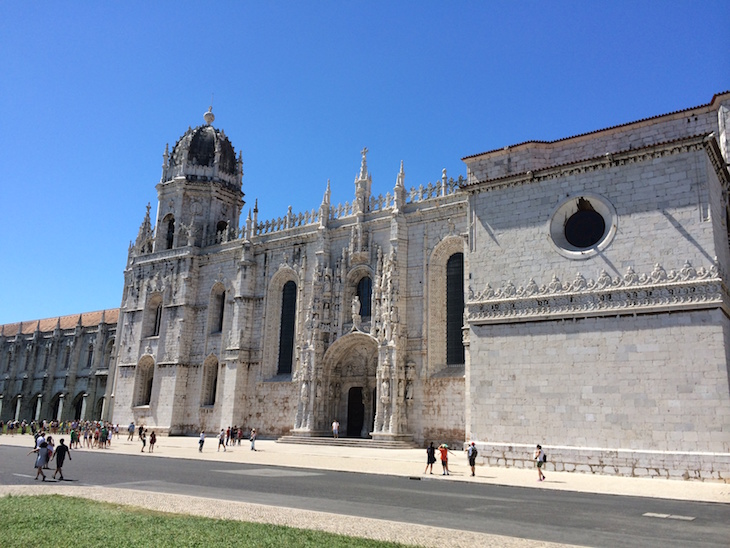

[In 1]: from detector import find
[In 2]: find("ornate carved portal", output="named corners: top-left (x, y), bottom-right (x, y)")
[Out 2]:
top-left (293, 332), bottom-right (378, 437)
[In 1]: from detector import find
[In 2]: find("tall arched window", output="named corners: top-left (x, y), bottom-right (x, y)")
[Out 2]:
top-left (63, 345), bottom-right (71, 370)
top-left (86, 344), bottom-right (94, 368)
top-left (135, 358), bottom-right (155, 406)
top-left (208, 285), bottom-right (226, 334)
top-left (356, 276), bottom-right (372, 317)
top-left (277, 281), bottom-right (297, 375)
top-left (446, 253), bottom-right (464, 365)
top-left (201, 357), bottom-right (218, 406)
top-left (153, 304), bottom-right (162, 336)
top-left (216, 291), bottom-right (226, 332)
top-left (144, 295), bottom-right (163, 338)
top-left (166, 217), bottom-right (175, 250)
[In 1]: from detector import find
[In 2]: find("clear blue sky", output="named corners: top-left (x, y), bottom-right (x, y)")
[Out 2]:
top-left (0, 2), bottom-right (727, 325)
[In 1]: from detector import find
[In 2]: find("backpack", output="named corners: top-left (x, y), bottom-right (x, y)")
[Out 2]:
top-left (470, 446), bottom-right (478, 458)
top-left (542, 453), bottom-right (547, 463)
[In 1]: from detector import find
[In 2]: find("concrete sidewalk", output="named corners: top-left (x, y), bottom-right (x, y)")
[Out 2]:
top-left (2, 433), bottom-right (728, 503)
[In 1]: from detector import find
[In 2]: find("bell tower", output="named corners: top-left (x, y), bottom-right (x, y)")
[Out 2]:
top-left (154, 107), bottom-right (244, 249)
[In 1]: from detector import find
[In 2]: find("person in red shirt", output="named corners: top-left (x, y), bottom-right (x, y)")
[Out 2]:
top-left (438, 444), bottom-right (450, 475)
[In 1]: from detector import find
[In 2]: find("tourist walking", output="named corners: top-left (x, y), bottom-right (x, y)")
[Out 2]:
top-left (149, 431), bottom-right (157, 453)
top-left (45, 436), bottom-right (55, 469)
top-left (249, 428), bottom-right (257, 451)
top-left (140, 428), bottom-right (147, 452)
top-left (534, 444), bottom-right (546, 481)
top-left (438, 444), bottom-right (450, 475)
top-left (127, 422), bottom-right (135, 441)
top-left (466, 442), bottom-right (478, 477)
top-left (198, 431), bottom-right (205, 452)
top-left (424, 442), bottom-right (436, 474)
top-left (332, 419), bottom-right (339, 439)
top-left (28, 441), bottom-right (50, 481)
top-left (217, 429), bottom-right (226, 452)
top-left (53, 438), bottom-right (71, 480)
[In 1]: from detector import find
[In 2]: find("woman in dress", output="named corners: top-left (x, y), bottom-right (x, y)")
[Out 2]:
top-left (28, 441), bottom-right (50, 481)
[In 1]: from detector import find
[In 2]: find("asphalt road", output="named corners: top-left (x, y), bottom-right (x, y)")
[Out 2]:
top-left (2, 445), bottom-right (728, 547)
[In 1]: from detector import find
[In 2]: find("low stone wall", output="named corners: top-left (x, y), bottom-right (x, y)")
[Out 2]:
top-left (473, 442), bottom-right (730, 482)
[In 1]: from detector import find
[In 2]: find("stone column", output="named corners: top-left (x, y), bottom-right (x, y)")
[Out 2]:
top-left (99, 396), bottom-right (107, 422)
top-left (80, 393), bottom-right (88, 421)
top-left (14, 396), bottom-right (22, 421)
top-left (0, 395), bottom-right (3, 422)
top-left (56, 394), bottom-right (64, 421)
top-left (34, 394), bottom-right (42, 422)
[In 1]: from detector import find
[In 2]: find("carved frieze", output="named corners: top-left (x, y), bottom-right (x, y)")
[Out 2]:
top-left (466, 261), bottom-right (729, 324)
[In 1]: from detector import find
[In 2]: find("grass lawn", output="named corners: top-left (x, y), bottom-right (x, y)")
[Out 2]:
top-left (0, 494), bottom-right (407, 547)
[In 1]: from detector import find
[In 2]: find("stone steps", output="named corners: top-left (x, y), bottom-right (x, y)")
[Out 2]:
top-left (276, 435), bottom-right (420, 450)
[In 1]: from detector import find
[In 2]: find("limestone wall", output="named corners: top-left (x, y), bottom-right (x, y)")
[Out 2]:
top-left (467, 147), bottom-right (717, 294)
top-left (414, 374), bottom-right (465, 447)
top-left (469, 310), bottom-right (730, 453)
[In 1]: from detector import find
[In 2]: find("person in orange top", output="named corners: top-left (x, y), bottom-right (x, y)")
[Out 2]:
top-left (438, 444), bottom-right (450, 475)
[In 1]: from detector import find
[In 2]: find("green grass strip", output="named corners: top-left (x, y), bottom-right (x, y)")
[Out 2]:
top-left (0, 494), bottom-right (408, 547)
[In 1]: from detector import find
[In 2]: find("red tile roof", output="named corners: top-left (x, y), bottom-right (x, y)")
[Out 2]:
top-left (0, 309), bottom-right (120, 337)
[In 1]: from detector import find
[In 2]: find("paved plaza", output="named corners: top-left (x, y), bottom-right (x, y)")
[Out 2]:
top-left (1, 434), bottom-right (728, 547)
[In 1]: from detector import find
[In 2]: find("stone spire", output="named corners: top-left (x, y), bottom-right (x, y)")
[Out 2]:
top-left (161, 143), bottom-right (170, 181)
top-left (354, 147), bottom-right (372, 215)
top-left (359, 146), bottom-right (369, 180)
top-left (319, 180), bottom-right (331, 228)
top-left (134, 203), bottom-right (153, 252)
top-left (393, 160), bottom-right (405, 212)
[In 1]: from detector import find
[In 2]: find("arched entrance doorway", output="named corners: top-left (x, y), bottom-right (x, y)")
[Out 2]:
top-left (346, 386), bottom-right (377, 438)
top-left (321, 332), bottom-right (378, 438)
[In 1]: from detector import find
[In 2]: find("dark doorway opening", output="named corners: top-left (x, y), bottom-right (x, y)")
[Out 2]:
top-left (347, 387), bottom-right (364, 437)
top-left (73, 397), bottom-right (83, 421)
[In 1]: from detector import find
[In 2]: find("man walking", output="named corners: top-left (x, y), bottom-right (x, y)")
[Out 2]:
top-left (53, 438), bottom-right (71, 480)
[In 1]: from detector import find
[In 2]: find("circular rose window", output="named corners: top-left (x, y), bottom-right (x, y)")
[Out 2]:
top-left (549, 194), bottom-right (617, 259)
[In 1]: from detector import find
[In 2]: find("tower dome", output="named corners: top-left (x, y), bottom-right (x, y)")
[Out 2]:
top-left (162, 108), bottom-right (243, 191)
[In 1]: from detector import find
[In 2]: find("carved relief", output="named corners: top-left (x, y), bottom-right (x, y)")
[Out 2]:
top-left (467, 261), bottom-right (726, 324)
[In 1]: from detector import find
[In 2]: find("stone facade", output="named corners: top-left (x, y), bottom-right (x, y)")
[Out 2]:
top-left (463, 92), bottom-right (730, 480)
top-left (2, 93), bottom-right (730, 480)
top-left (0, 310), bottom-right (118, 423)
top-left (111, 113), bottom-right (468, 445)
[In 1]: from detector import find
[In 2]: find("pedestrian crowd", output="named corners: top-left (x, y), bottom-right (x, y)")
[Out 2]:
top-left (2, 418), bottom-right (122, 450)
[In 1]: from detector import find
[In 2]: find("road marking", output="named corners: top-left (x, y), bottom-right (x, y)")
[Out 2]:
top-left (211, 469), bottom-right (323, 478)
top-left (13, 474), bottom-right (34, 478)
top-left (643, 512), bottom-right (695, 521)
